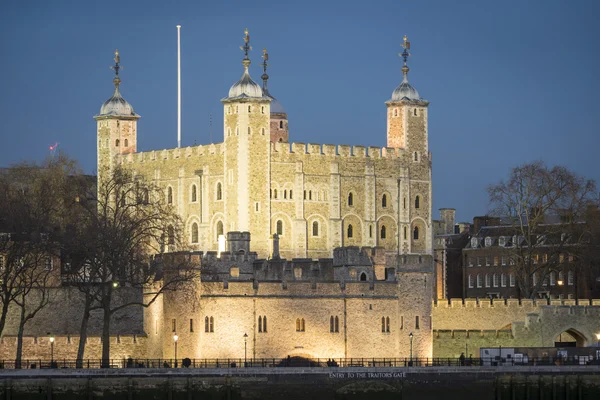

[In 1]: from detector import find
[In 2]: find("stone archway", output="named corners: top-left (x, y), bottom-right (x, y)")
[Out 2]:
top-left (554, 328), bottom-right (586, 347)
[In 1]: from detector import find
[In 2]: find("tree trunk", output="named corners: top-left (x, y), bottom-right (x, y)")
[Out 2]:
top-left (0, 297), bottom-right (10, 338)
top-left (76, 295), bottom-right (92, 368)
top-left (15, 304), bottom-right (26, 369)
top-left (101, 292), bottom-right (111, 368)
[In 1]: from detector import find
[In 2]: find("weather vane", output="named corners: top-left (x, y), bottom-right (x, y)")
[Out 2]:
top-left (400, 35), bottom-right (411, 66)
top-left (110, 49), bottom-right (122, 87)
top-left (240, 28), bottom-right (252, 60)
top-left (261, 48), bottom-right (269, 90)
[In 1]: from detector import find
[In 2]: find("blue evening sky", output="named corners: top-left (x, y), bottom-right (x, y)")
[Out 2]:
top-left (1, 0), bottom-right (598, 223)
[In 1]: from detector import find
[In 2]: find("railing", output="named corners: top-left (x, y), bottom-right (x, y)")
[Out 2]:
top-left (0, 356), bottom-right (598, 370)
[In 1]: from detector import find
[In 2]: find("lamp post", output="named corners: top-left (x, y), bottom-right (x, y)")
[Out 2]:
top-left (173, 334), bottom-right (178, 368)
top-left (243, 333), bottom-right (248, 367)
top-left (49, 336), bottom-right (55, 363)
top-left (409, 332), bottom-right (413, 366)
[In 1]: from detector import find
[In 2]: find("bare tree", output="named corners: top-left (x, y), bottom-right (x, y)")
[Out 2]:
top-left (63, 165), bottom-right (197, 368)
top-left (488, 161), bottom-right (596, 299)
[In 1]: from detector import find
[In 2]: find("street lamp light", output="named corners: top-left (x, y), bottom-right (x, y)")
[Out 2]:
top-left (173, 334), bottom-right (178, 368)
top-left (409, 332), bottom-right (413, 366)
top-left (243, 333), bottom-right (248, 367)
top-left (557, 280), bottom-right (564, 286)
top-left (49, 336), bottom-right (55, 364)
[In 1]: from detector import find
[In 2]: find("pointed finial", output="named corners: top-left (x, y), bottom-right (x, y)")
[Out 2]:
top-left (240, 28), bottom-right (252, 68)
top-left (399, 35), bottom-right (411, 81)
top-left (110, 49), bottom-right (122, 88)
top-left (261, 48), bottom-right (269, 90)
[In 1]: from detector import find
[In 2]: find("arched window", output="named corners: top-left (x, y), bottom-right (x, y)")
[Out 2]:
top-left (276, 220), bottom-right (283, 236)
top-left (485, 274), bottom-right (490, 288)
top-left (413, 226), bottom-right (419, 240)
top-left (209, 316), bottom-right (214, 332)
top-left (414, 108), bottom-right (417, 116)
top-left (274, 189), bottom-right (278, 199)
top-left (261, 106), bottom-right (265, 114)
top-left (309, 190), bottom-right (312, 200)
top-left (348, 192), bottom-right (353, 206)
top-left (258, 316), bottom-right (262, 332)
top-left (415, 195), bottom-right (420, 209)
top-left (124, 139), bottom-right (128, 147)
top-left (550, 271), bottom-right (556, 286)
top-left (279, 121), bottom-right (283, 129)
top-left (216, 183), bottom-right (222, 200)
top-left (115, 139), bottom-right (120, 147)
top-left (347, 224), bottom-right (353, 238)
top-left (167, 187), bottom-right (173, 204)
top-left (304, 190), bottom-right (306, 200)
top-left (359, 272), bottom-right (367, 281)
top-left (263, 316), bottom-right (267, 332)
top-left (191, 223), bottom-right (199, 244)
top-left (558, 271), bottom-right (564, 282)
top-left (501, 273), bottom-right (506, 287)
top-left (330, 316), bottom-right (334, 333)
top-left (205, 316), bottom-right (209, 332)
top-left (386, 317), bottom-right (390, 332)
top-left (382, 194), bottom-right (387, 208)
top-left (369, 225), bottom-right (373, 238)
top-left (468, 274), bottom-right (473, 288)
top-left (381, 317), bottom-right (386, 332)
top-left (191, 184), bottom-right (197, 202)
top-left (289, 190), bottom-right (293, 199)
top-left (312, 221), bottom-right (319, 237)
top-left (380, 225), bottom-right (386, 239)
top-left (335, 316), bottom-right (339, 333)
top-left (476, 274), bottom-right (482, 288)
top-left (296, 318), bottom-right (305, 332)
top-left (248, 105), bottom-right (251, 113)
top-left (216, 221), bottom-right (223, 238)
top-left (284, 190), bottom-right (287, 199)
top-left (248, 127), bottom-right (251, 135)
top-left (403, 226), bottom-right (407, 239)
top-left (493, 273), bottom-right (498, 287)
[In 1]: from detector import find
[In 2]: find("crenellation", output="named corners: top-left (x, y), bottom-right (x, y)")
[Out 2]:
top-left (322, 144), bottom-right (336, 156)
top-left (337, 144), bottom-right (351, 157)
top-left (352, 145), bottom-right (366, 157)
top-left (307, 143), bottom-right (321, 154)
top-left (291, 142), bottom-right (306, 154)
top-left (368, 146), bottom-right (381, 158)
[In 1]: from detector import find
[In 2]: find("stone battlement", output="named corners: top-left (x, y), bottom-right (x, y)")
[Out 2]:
top-left (200, 280), bottom-right (399, 296)
top-left (434, 298), bottom-right (600, 309)
top-left (117, 143), bottom-right (225, 165)
top-left (272, 142), bottom-right (406, 159)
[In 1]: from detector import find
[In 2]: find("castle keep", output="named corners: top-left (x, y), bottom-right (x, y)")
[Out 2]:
top-left (95, 32), bottom-right (432, 260)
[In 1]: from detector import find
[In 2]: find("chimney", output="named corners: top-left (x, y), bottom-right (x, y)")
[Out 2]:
top-left (439, 208), bottom-right (456, 235)
top-left (473, 216), bottom-right (501, 234)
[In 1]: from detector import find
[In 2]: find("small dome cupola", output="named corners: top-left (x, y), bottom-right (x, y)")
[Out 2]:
top-left (389, 36), bottom-right (424, 102)
top-left (97, 50), bottom-right (139, 118)
top-left (260, 48), bottom-right (286, 115)
top-left (223, 29), bottom-right (265, 101)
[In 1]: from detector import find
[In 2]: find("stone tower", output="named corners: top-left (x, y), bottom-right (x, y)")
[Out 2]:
top-left (94, 50), bottom-right (140, 182)
top-left (221, 30), bottom-right (272, 255)
top-left (385, 36), bottom-right (432, 255)
top-left (260, 49), bottom-right (289, 144)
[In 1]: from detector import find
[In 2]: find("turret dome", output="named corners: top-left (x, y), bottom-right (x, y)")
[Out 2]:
top-left (99, 85), bottom-right (139, 117)
top-left (390, 77), bottom-right (421, 102)
top-left (227, 68), bottom-right (264, 99)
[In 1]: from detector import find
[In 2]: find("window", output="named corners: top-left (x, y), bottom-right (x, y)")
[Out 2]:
top-left (191, 223), bottom-right (199, 244)
top-left (347, 224), bottom-right (353, 238)
top-left (279, 121), bottom-right (283, 129)
top-left (172, 319), bottom-right (176, 332)
top-left (205, 316), bottom-right (214, 333)
top-left (501, 256), bottom-right (506, 266)
top-left (45, 257), bottom-right (53, 271)
top-left (167, 187), bottom-right (173, 204)
top-left (533, 273), bottom-right (538, 286)
top-left (216, 183), bottom-right (222, 200)
top-left (296, 318), bottom-right (305, 332)
top-left (289, 190), bottom-right (293, 199)
top-left (493, 256), bottom-right (499, 266)
top-left (312, 221), bottom-right (319, 237)
top-left (499, 236), bottom-right (506, 247)
top-left (468, 274), bottom-right (473, 288)
top-left (468, 257), bottom-right (473, 267)
top-left (477, 257), bottom-right (482, 266)
top-left (309, 190), bottom-right (312, 200)
top-left (501, 273), bottom-right (506, 287)
top-left (261, 106), bottom-right (264, 114)
top-left (509, 273), bottom-right (516, 287)
top-left (276, 220), bottom-right (283, 236)
top-left (261, 128), bottom-right (265, 135)
top-left (403, 226), bottom-right (407, 239)
top-left (369, 225), bottom-right (373, 238)
top-left (274, 189), bottom-right (278, 199)
top-left (485, 274), bottom-right (490, 288)
top-left (485, 237), bottom-right (492, 247)
top-left (191, 184), bottom-right (197, 202)
top-left (359, 272), bottom-right (367, 281)
top-left (413, 226), bottom-right (419, 240)
top-left (403, 198), bottom-right (406, 209)
top-left (284, 190), bottom-right (287, 199)
top-left (414, 108), bottom-right (418, 116)
top-left (381, 317), bottom-right (390, 333)
top-left (167, 226), bottom-right (175, 245)
top-left (124, 139), bottom-right (128, 147)
top-left (248, 127), bottom-right (251, 135)
top-left (550, 271), bottom-right (556, 286)
top-left (348, 192), bottom-right (353, 206)
top-left (485, 256), bottom-right (490, 266)
top-left (248, 105), bottom-right (251, 113)
top-left (115, 139), bottom-right (120, 147)
top-left (471, 237), bottom-right (478, 248)
top-left (476, 274), bottom-right (482, 288)
top-left (382, 194), bottom-right (387, 208)
top-left (330, 316), bottom-right (339, 333)
top-left (415, 316), bottom-right (420, 329)
top-left (258, 316), bottom-right (267, 333)
top-left (414, 152), bottom-right (418, 161)
top-left (216, 221), bottom-right (224, 238)
top-left (190, 319), bottom-right (194, 332)
top-left (415, 195), bottom-right (420, 209)
top-left (568, 270), bottom-right (574, 285)
top-left (394, 109), bottom-right (398, 117)
top-left (493, 274), bottom-right (498, 287)
top-left (380, 225), bottom-right (386, 239)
